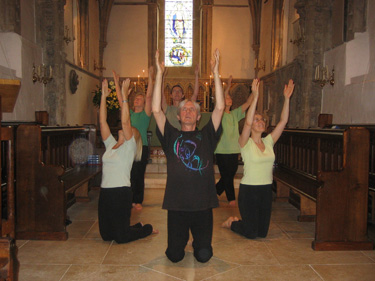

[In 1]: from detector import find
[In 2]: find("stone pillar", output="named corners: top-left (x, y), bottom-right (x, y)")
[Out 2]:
top-left (148, 1), bottom-right (158, 68)
top-left (295, 0), bottom-right (332, 128)
top-left (248, 0), bottom-right (262, 77)
top-left (200, 0), bottom-right (213, 78)
top-left (0, 0), bottom-right (21, 33)
top-left (99, 0), bottom-right (114, 76)
top-left (35, 0), bottom-right (66, 125)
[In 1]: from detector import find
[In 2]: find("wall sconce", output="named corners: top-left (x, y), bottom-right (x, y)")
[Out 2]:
top-left (94, 60), bottom-right (106, 71)
top-left (254, 58), bottom-right (266, 72)
top-left (32, 63), bottom-right (53, 86)
top-left (63, 26), bottom-right (74, 45)
top-left (313, 65), bottom-right (334, 88)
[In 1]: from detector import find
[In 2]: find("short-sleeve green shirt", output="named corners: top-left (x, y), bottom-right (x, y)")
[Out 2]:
top-left (130, 109), bottom-right (151, 146)
top-left (215, 107), bottom-right (245, 154)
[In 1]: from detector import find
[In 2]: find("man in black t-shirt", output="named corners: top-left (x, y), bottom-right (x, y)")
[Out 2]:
top-left (152, 49), bottom-right (224, 263)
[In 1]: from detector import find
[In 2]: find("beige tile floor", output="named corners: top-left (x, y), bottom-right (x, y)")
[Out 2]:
top-left (17, 188), bottom-right (375, 281)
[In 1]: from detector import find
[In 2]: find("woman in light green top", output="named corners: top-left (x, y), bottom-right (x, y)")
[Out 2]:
top-left (222, 78), bottom-right (295, 239)
top-left (215, 75), bottom-right (253, 207)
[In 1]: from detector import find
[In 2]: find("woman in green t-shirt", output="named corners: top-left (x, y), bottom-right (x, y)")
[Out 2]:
top-left (215, 75), bottom-right (253, 207)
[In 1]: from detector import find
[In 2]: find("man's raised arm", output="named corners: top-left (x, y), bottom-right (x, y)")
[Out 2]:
top-left (211, 49), bottom-right (224, 131)
top-left (152, 50), bottom-right (167, 136)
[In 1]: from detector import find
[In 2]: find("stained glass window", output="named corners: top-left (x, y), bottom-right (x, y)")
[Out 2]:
top-left (165, 0), bottom-right (193, 67)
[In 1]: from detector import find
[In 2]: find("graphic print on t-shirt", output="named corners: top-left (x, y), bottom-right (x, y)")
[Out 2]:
top-left (173, 133), bottom-right (209, 174)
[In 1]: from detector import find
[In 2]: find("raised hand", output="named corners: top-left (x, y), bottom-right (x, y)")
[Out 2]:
top-left (210, 48), bottom-right (220, 75)
top-left (228, 75), bottom-right (233, 85)
top-left (102, 79), bottom-right (110, 98)
top-left (155, 50), bottom-right (165, 75)
top-left (121, 78), bottom-right (131, 101)
top-left (251, 78), bottom-right (260, 98)
top-left (283, 79), bottom-right (295, 99)
top-left (113, 70), bottom-right (120, 90)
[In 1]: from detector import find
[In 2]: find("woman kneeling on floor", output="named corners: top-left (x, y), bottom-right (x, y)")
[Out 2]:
top-left (222, 78), bottom-right (295, 239)
top-left (98, 77), bottom-right (158, 243)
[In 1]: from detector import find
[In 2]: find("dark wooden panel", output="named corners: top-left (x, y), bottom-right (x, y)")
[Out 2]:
top-left (273, 127), bottom-right (374, 251)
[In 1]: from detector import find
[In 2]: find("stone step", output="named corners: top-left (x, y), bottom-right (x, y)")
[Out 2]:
top-left (145, 172), bottom-right (242, 189)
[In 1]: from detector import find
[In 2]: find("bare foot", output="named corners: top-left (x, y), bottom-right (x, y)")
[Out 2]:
top-left (152, 228), bottom-right (159, 234)
top-left (222, 216), bottom-right (234, 228)
top-left (228, 200), bottom-right (237, 207)
top-left (134, 203), bottom-right (143, 210)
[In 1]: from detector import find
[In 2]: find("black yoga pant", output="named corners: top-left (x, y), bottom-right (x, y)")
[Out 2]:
top-left (231, 184), bottom-right (273, 239)
top-left (98, 186), bottom-right (152, 243)
top-left (166, 209), bottom-right (213, 263)
top-left (131, 145), bottom-right (149, 204)
top-left (215, 153), bottom-right (239, 201)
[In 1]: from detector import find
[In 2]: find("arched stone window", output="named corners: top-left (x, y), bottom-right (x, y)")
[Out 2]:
top-left (157, 0), bottom-right (202, 78)
top-left (164, 0), bottom-right (193, 67)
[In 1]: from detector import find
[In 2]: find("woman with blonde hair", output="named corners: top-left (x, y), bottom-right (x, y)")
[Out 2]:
top-left (222, 78), bottom-right (295, 239)
top-left (114, 67), bottom-right (154, 210)
top-left (98, 77), bottom-right (157, 243)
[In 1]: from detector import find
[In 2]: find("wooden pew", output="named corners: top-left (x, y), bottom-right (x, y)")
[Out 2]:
top-left (0, 126), bottom-right (18, 280)
top-left (273, 127), bottom-right (374, 251)
top-left (330, 124), bottom-right (375, 224)
top-left (15, 124), bottom-right (101, 241)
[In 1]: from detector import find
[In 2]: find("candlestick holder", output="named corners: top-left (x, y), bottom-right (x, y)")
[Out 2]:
top-left (313, 65), bottom-right (334, 88)
top-left (32, 64), bottom-right (53, 86)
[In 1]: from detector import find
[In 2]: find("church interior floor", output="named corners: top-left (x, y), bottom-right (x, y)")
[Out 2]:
top-left (17, 188), bottom-right (375, 281)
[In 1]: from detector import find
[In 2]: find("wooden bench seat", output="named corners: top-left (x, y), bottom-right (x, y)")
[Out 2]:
top-left (14, 124), bottom-right (102, 240)
top-left (273, 127), bottom-right (374, 251)
top-left (273, 167), bottom-right (321, 221)
top-left (62, 166), bottom-right (102, 208)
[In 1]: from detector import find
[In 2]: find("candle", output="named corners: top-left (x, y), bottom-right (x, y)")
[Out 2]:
top-left (209, 75), bottom-right (212, 85)
top-left (49, 66), bottom-right (53, 78)
top-left (137, 75), bottom-right (140, 84)
top-left (203, 91), bottom-right (207, 111)
top-left (142, 69), bottom-right (145, 78)
top-left (134, 81), bottom-right (137, 91)
top-left (222, 82), bottom-right (225, 88)
top-left (205, 82), bottom-right (208, 92)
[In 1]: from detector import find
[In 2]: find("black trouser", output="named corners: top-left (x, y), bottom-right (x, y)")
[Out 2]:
top-left (215, 153), bottom-right (239, 201)
top-left (131, 145), bottom-right (149, 204)
top-left (166, 209), bottom-right (213, 263)
top-left (98, 187), bottom-right (152, 243)
top-left (231, 184), bottom-right (273, 239)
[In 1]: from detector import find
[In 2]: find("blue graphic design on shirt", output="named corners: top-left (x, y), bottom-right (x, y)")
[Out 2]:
top-left (173, 134), bottom-right (209, 174)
